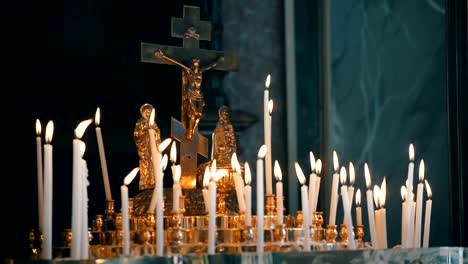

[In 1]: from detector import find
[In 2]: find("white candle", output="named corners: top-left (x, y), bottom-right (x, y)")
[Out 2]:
top-left (414, 160), bottom-right (425, 248)
top-left (121, 167), bottom-right (139, 256)
top-left (308, 152), bottom-right (316, 222)
top-left (231, 153), bottom-right (246, 213)
top-left (373, 185), bottom-right (382, 248)
top-left (405, 144), bottom-right (415, 248)
top-left (244, 162), bottom-right (252, 227)
top-left (202, 166), bottom-right (210, 213)
top-left (408, 195), bottom-right (416, 248)
top-left (35, 119), bottom-right (44, 234)
top-left (172, 165), bottom-right (181, 213)
top-left (95, 107), bottom-right (112, 201)
top-left (313, 159), bottom-right (322, 214)
top-left (329, 151), bottom-right (340, 226)
top-left (364, 163), bottom-right (378, 248)
top-left (356, 189), bottom-right (362, 226)
top-left (41, 121), bottom-right (53, 260)
top-left (156, 154), bottom-right (168, 256)
top-left (339, 167), bottom-right (356, 249)
top-left (208, 160), bottom-right (217, 255)
top-left (71, 119), bottom-right (92, 259)
top-left (274, 161), bottom-right (284, 225)
top-left (264, 75), bottom-right (273, 195)
top-left (256, 145), bottom-right (267, 253)
top-left (81, 143), bottom-right (89, 259)
top-left (343, 162), bottom-right (355, 225)
top-left (380, 177), bottom-right (388, 248)
top-left (295, 162), bottom-right (310, 251)
top-left (401, 186), bottom-right (407, 246)
top-left (423, 180), bottom-right (432, 248)
top-left (147, 109), bottom-right (161, 213)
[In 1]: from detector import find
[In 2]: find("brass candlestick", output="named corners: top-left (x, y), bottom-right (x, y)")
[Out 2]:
top-left (355, 224), bottom-right (365, 246)
top-left (326, 225), bottom-right (338, 244)
top-left (312, 212), bottom-right (324, 242)
top-left (340, 224), bottom-right (348, 242)
top-left (265, 194), bottom-right (276, 216)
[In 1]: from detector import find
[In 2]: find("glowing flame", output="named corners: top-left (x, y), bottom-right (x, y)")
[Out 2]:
top-left (268, 99), bottom-right (274, 114)
top-left (349, 162), bottom-right (355, 185)
top-left (170, 142), bottom-right (177, 164)
top-left (274, 160), bottom-right (282, 181)
top-left (173, 165), bottom-right (181, 182)
top-left (36, 119), bottom-right (42, 136)
top-left (203, 166), bottom-right (210, 188)
top-left (373, 185), bottom-right (381, 208)
top-left (333, 150), bottom-right (339, 171)
top-left (95, 107), bottom-right (101, 126)
top-left (380, 177), bottom-right (386, 207)
top-left (419, 159), bottom-right (425, 181)
top-left (364, 162), bottom-right (371, 188)
top-left (149, 109), bottom-right (155, 126)
top-left (80, 141), bottom-right (86, 157)
top-left (425, 179), bottom-right (432, 198)
top-left (45, 120), bottom-right (54, 144)
top-left (316, 159), bottom-right (322, 174)
top-left (409, 144), bottom-right (415, 161)
top-left (159, 138), bottom-right (172, 152)
top-left (265, 74), bottom-right (271, 89)
top-left (401, 185), bottom-right (407, 201)
top-left (258, 145), bottom-right (267, 159)
top-left (339, 166), bottom-right (347, 185)
top-left (160, 154), bottom-right (168, 171)
top-left (244, 162), bottom-right (252, 185)
top-left (74, 119), bottom-right (93, 139)
top-left (231, 153), bottom-right (241, 173)
top-left (309, 151), bottom-right (316, 172)
top-left (123, 167), bottom-right (139, 186)
top-left (294, 162), bottom-right (306, 185)
top-left (356, 189), bottom-right (361, 206)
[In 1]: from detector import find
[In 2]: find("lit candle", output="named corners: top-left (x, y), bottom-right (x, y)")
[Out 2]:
top-left (41, 121), bottom-right (54, 260)
top-left (329, 151), bottom-right (340, 226)
top-left (405, 144), bottom-right (415, 248)
top-left (148, 109), bottom-right (161, 212)
top-left (208, 160), bottom-right (217, 255)
top-left (343, 162), bottom-right (355, 225)
top-left (295, 162), bottom-right (310, 251)
top-left (35, 119), bottom-right (44, 234)
top-left (313, 159), bottom-right (322, 214)
top-left (148, 138), bottom-right (172, 213)
top-left (264, 75), bottom-right (273, 196)
top-left (172, 165), bottom-right (181, 213)
top-left (339, 166), bottom-right (356, 249)
top-left (401, 186), bottom-right (407, 247)
top-left (423, 180), bottom-right (432, 248)
top-left (308, 151), bottom-right (316, 223)
top-left (80, 142), bottom-right (89, 259)
top-left (121, 167), bottom-right (139, 256)
top-left (244, 162), bottom-right (252, 227)
top-left (373, 185), bottom-right (382, 248)
top-left (380, 177), bottom-right (388, 248)
top-left (356, 189), bottom-right (362, 226)
top-left (414, 160), bottom-right (425, 248)
top-left (156, 154), bottom-right (168, 256)
top-left (202, 166), bottom-right (210, 213)
top-left (95, 107), bottom-right (112, 201)
top-left (71, 119), bottom-right (92, 259)
top-left (256, 145), bottom-right (267, 253)
top-left (231, 153), bottom-right (246, 213)
top-left (274, 160), bottom-right (284, 225)
top-left (364, 162), bottom-right (378, 248)
top-left (408, 191), bottom-right (416, 248)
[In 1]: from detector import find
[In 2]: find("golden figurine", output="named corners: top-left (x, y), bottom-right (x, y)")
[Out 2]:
top-left (212, 105), bottom-right (237, 164)
top-left (134, 103), bottom-right (161, 190)
top-left (154, 50), bottom-right (224, 140)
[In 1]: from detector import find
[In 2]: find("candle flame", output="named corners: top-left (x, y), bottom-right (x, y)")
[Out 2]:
top-left (349, 162), bottom-right (355, 185)
top-left (409, 144), bottom-right (415, 161)
top-left (333, 151), bottom-right (339, 171)
top-left (425, 179), bottom-right (432, 198)
top-left (419, 159), bottom-right (425, 181)
top-left (149, 109), bottom-right (155, 126)
top-left (339, 166), bottom-right (347, 185)
top-left (380, 177), bottom-right (387, 207)
top-left (36, 119), bottom-right (42, 136)
top-left (274, 160), bottom-right (282, 181)
top-left (356, 189), bottom-right (361, 206)
top-left (45, 120), bottom-right (54, 143)
top-left (268, 99), bottom-right (274, 114)
top-left (231, 153), bottom-right (241, 173)
top-left (373, 185), bottom-right (380, 208)
top-left (173, 165), bottom-right (181, 182)
top-left (244, 162), bottom-right (252, 185)
top-left (364, 162), bottom-right (371, 188)
top-left (203, 166), bottom-right (210, 188)
top-left (401, 185), bottom-right (407, 201)
top-left (294, 162), bottom-right (306, 185)
top-left (265, 74), bottom-right (271, 89)
top-left (95, 107), bottom-right (101, 126)
top-left (170, 142), bottom-right (177, 163)
top-left (258, 144), bottom-right (267, 159)
top-left (123, 167), bottom-right (139, 186)
top-left (74, 119), bottom-right (93, 139)
top-left (161, 154), bottom-right (168, 171)
top-left (316, 159), bottom-right (322, 174)
top-left (309, 151), bottom-right (316, 172)
top-left (159, 138), bottom-right (172, 152)
top-left (80, 141), bottom-right (86, 157)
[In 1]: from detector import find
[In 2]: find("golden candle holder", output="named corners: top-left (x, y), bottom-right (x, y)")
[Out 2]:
top-left (265, 194), bottom-right (276, 216)
top-left (340, 224), bottom-right (348, 242)
top-left (326, 225), bottom-right (338, 244)
top-left (355, 224), bottom-right (365, 247)
top-left (312, 212), bottom-right (324, 242)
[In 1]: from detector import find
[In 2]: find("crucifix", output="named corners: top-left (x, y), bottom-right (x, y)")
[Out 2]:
top-left (141, 5), bottom-right (239, 189)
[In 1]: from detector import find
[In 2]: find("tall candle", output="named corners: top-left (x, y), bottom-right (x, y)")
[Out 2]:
top-left (95, 107), bottom-right (112, 201)
top-left (172, 165), bottom-right (181, 213)
top-left (208, 160), bottom-right (217, 255)
top-left (343, 162), bottom-right (355, 225)
top-left (408, 193), bottom-right (416, 248)
top-left (329, 151), bottom-right (339, 226)
top-left (202, 166), bottom-right (210, 213)
top-left (41, 121), bottom-right (54, 259)
top-left (423, 180), bottom-right (432, 248)
top-left (256, 145), bottom-right (267, 253)
top-left (148, 138), bottom-right (172, 213)
top-left (308, 151), bottom-right (316, 222)
top-left (313, 159), bottom-right (322, 214)
top-left (339, 166), bottom-right (356, 249)
top-left (81, 143), bottom-right (89, 259)
top-left (244, 162), bottom-right (252, 227)
top-left (36, 119), bottom-right (44, 234)
top-left (156, 154), bottom-right (168, 256)
top-left (71, 119), bottom-right (92, 259)
top-left (380, 177), bottom-right (388, 248)
top-left (274, 161), bottom-right (284, 225)
top-left (231, 153), bottom-right (246, 213)
top-left (295, 162), bottom-right (310, 251)
top-left (405, 144), bottom-right (415, 248)
top-left (364, 163), bottom-right (378, 248)
top-left (373, 186), bottom-right (382, 248)
top-left (401, 186), bottom-right (407, 247)
top-left (356, 189), bottom-right (362, 226)
top-left (264, 75), bottom-right (273, 195)
top-left (121, 167), bottom-right (139, 256)
top-left (414, 160), bottom-right (425, 248)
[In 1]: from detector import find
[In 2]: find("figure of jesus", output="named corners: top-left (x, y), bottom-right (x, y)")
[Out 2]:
top-left (154, 49), bottom-right (224, 140)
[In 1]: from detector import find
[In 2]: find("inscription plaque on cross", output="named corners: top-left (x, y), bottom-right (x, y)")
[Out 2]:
top-left (141, 5), bottom-right (239, 189)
